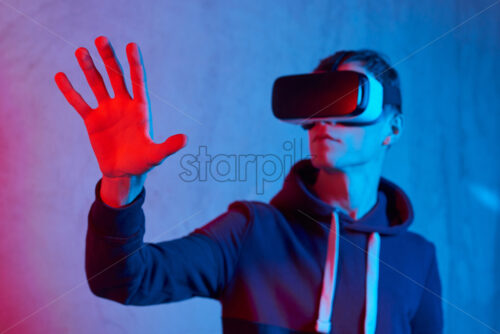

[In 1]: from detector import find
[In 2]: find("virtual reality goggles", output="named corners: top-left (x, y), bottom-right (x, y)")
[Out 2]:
top-left (271, 52), bottom-right (401, 129)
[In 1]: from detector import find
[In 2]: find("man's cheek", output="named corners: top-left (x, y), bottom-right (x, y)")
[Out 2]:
top-left (348, 132), bottom-right (366, 150)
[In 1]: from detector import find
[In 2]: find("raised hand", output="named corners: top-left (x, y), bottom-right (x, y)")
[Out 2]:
top-left (54, 36), bottom-right (187, 179)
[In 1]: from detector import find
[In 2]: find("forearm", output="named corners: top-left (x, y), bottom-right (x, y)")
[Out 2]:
top-left (85, 178), bottom-right (148, 303)
top-left (85, 222), bottom-right (146, 304)
top-left (100, 174), bottom-right (147, 208)
top-left (85, 178), bottom-right (251, 306)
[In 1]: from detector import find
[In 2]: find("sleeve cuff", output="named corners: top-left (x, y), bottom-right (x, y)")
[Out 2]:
top-left (87, 177), bottom-right (147, 238)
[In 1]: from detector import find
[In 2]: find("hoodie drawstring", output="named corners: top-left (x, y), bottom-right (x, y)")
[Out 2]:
top-left (315, 210), bottom-right (340, 333)
top-left (364, 231), bottom-right (380, 334)
top-left (315, 211), bottom-right (381, 334)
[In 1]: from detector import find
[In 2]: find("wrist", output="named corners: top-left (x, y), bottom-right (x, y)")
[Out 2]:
top-left (100, 174), bottom-right (146, 208)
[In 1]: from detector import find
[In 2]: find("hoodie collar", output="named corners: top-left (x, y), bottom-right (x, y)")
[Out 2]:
top-left (270, 159), bottom-right (414, 235)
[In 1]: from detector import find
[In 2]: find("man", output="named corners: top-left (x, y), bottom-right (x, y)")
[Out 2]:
top-left (55, 36), bottom-right (443, 333)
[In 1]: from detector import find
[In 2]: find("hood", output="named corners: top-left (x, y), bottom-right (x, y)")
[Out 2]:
top-left (270, 158), bottom-right (414, 333)
top-left (270, 158), bottom-right (414, 236)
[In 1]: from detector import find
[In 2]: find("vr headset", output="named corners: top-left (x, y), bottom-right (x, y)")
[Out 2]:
top-left (271, 51), bottom-right (401, 129)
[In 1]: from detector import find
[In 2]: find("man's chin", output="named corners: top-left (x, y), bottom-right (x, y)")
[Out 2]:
top-left (310, 155), bottom-right (339, 170)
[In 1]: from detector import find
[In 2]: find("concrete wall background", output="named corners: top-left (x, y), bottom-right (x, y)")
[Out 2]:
top-left (0, 0), bottom-right (499, 333)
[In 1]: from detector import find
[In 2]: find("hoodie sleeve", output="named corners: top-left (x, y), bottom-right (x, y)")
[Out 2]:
top-left (85, 178), bottom-right (251, 305)
top-left (410, 243), bottom-right (444, 334)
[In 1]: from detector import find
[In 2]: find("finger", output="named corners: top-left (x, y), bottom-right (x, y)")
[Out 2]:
top-left (54, 72), bottom-right (92, 119)
top-left (95, 36), bottom-right (129, 98)
top-left (126, 42), bottom-right (148, 103)
top-left (148, 134), bottom-right (188, 166)
top-left (75, 47), bottom-right (110, 104)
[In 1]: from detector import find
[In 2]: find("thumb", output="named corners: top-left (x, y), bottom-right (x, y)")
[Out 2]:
top-left (148, 133), bottom-right (188, 166)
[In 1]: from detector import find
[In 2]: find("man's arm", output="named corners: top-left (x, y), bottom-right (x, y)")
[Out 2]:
top-left (85, 178), bottom-right (251, 305)
top-left (410, 243), bottom-right (444, 334)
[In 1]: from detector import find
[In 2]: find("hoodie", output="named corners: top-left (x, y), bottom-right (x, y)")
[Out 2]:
top-left (86, 158), bottom-right (443, 334)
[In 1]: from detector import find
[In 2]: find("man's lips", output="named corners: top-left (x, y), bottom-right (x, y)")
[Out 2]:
top-left (314, 134), bottom-right (341, 142)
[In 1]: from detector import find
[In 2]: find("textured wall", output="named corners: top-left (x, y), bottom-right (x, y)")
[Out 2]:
top-left (0, 0), bottom-right (499, 333)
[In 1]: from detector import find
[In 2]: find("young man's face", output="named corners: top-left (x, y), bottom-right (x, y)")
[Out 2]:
top-left (308, 60), bottom-right (399, 171)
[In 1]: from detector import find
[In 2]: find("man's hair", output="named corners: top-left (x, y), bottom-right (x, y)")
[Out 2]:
top-left (313, 49), bottom-right (402, 116)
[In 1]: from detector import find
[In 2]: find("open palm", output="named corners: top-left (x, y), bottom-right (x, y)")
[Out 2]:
top-left (54, 36), bottom-right (187, 178)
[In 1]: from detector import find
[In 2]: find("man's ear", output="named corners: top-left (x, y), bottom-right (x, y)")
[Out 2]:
top-left (382, 112), bottom-right (404, 147)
